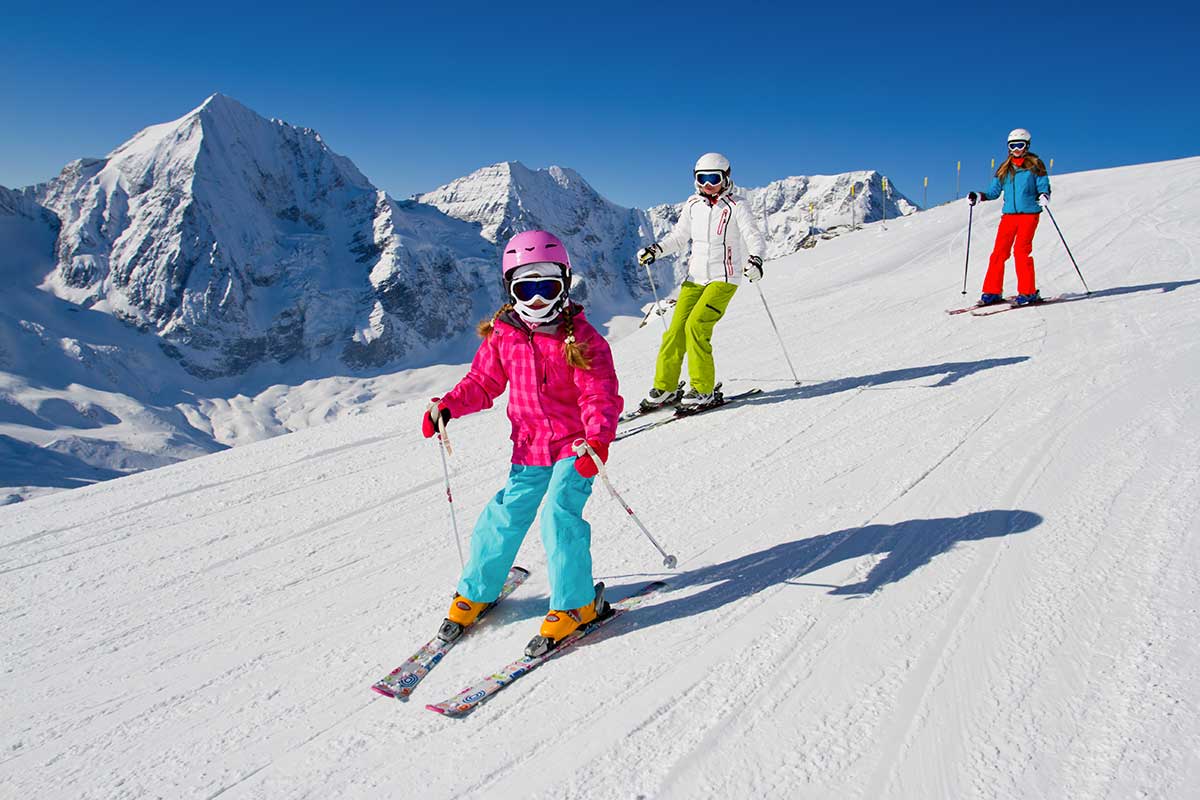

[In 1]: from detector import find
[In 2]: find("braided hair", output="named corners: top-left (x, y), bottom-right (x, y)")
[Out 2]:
top-left (561, 304), bottom-right (592, 369)
top-left (476, 303), bottom-right (513, 338)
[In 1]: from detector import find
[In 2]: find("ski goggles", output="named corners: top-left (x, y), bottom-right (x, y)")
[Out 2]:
top-left (510, 276), bottom-right (564, 303)
top-left (695, 172), bottom-right (724, 186)
top-left (1007, 141), bottom-right (1029, 151)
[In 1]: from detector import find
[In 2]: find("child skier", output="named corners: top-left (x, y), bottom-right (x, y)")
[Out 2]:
top-left (422, 230), bottom-right (623, 657)
top-left (968, 128), bottom-right (1052, 306)
top-left (637, 152), bottom-right (766, 411)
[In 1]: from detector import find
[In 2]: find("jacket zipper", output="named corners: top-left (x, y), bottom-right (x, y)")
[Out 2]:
top-left (705, 201), bottom-right (714, 282)
top-left (527, 328), bottom-right (548, 388)
top-left (721, 199), bottom-right (731, 283)
top-left (523, 327), bottom-right (555, 445)
top-left (502, 315), bottom-right (582, 459)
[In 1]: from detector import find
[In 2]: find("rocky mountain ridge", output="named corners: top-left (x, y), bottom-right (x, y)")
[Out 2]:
top-left (0, 93), bottom-right (919, 502)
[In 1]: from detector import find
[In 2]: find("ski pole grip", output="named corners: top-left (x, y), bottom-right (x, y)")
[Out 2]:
top-left (572, 438), bottom-right (602, 474)
top-left (433, 402), bottom-right (453, 457)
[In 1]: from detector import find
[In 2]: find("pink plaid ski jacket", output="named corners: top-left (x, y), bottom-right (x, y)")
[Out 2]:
top-left (440, 307), bottom-right (622, 466)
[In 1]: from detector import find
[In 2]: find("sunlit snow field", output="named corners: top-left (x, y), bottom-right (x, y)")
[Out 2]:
top-left (3, 157), bottom-right (1199, 799)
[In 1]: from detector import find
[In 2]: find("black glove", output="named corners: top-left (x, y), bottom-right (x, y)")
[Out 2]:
top-left (638, 244), bottom-right (663, 266)
top-left (744, 255), bottom-right (764, 283)
top-left (967, 191), bottom-right (982, 206)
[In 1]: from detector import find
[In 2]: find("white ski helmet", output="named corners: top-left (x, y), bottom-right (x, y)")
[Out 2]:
top-left (694, 152), bottom-right (732, 193)
top-left (1007, 128), bottom-right (1032, 144)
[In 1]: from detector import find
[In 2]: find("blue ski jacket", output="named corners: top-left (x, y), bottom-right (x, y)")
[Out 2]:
top-left (981, 165), bottom-right (1051, 214)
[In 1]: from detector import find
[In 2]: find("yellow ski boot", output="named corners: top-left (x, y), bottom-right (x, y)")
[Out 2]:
top-left (438, 594), bottom-right (490, 643)
top-left (525, 583), bottom-right (609, 657)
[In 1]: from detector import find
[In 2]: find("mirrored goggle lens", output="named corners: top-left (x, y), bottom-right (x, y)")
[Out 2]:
top-left (696, 172), bottom-right (724, 185)
top-left (511, 277), bottom-right (564, 302)
top-left (1008, 141), bottom-right (1028, 151)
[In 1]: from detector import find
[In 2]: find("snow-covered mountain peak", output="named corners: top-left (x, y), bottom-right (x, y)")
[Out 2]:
top-left (51, 93), bottom-right (372, 232)
top-left (190, 92), bottom-right (297, 138)
top-left (418, 160), bottom-right (622, 244)
top-left (196, 91), bottom-right (246, 113)
top-left (31, 94), bottom-right (484, 380)
top-left (418, 161), bottom-right (656, 311)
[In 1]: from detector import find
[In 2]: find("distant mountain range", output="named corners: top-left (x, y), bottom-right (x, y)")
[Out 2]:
top-left (0, 93), bottom-right (916, 502)
top-left (646, 172), bottom-right (918, 282)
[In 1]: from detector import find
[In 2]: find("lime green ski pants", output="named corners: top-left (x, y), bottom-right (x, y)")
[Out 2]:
top-left (653, 280), bottom-right (739, 395)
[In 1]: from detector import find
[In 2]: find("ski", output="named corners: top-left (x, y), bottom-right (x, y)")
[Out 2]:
top-left (615, 388), bottom-right (762, 442)
top-left (946, 301), bottom-right (993, 315)
top-left (426, 581), bottom-right (668, 717)
top-left (618, 381), bottom-right (686, 423)
top-left (370, 566), bottom-right (530, 700)
top-left (969, 294), bottom-right (1067, 316)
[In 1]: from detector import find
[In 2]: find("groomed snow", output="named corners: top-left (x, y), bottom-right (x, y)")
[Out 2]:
top-left (2, 157), bottom-right (1198, 799)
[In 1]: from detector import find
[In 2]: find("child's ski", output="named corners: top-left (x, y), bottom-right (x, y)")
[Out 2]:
top-left (425, 581), bottom-right (668, 717)
top-left (370, 566), bottom-right (530, 700)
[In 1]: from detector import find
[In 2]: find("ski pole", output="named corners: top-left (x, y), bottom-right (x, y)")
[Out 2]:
top-left (574, 439), bottom-right (677, 570)
top-left (431, 407), bottom-right (465, 569)
top-left (755, 202), bottom-right (800, 384)
top-left (961, 202), bottom-right (974, 295)
top-left (643, 261), bottom-right (669, 332)
top-left (754, 283), bottom-right (801, 385)
top-left (1042, 201), bottom-right (1091, 295)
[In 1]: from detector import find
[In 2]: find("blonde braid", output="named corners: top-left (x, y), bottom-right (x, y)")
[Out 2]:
top-left (562, 305), bottom-right (592, 369)
top-left (476, 303), bottom-right (514, 337)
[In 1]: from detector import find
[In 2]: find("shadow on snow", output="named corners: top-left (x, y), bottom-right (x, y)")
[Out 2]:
top-left (0, 434), bottom-right (124, 491)
top-left (726, 356), bottom-right (1031, 409)
top-left (619, 509), bottom-right (1043, 631)
top-left (1081, 278), bottom-right (1200, 300)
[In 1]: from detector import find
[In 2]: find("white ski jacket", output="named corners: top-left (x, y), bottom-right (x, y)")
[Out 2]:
top-left (657, 192), bottom-right (765, 286)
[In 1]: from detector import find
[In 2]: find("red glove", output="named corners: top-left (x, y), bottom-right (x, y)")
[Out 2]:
top-left (573, 439), bottom-right (608, 478)
top-left (421, 399), bottom-right (451, 438)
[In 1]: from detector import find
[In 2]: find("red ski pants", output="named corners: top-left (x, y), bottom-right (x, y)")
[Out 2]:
top-left (983, 213), bottom-right (1040, 296)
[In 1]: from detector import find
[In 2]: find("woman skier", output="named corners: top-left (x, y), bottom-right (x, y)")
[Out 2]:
top-left (421, 230), bottom-right (623, 657)
top-left (968, 128), bottom-right (1052, 306)
top-left (637, 152), bottom-right (766, 411)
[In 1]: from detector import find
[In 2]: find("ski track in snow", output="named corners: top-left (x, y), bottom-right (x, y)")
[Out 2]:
top-left (2, 157), bottom-right (1199, 799)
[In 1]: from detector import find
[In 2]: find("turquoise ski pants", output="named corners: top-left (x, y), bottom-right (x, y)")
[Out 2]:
top-left (457, 458), bottom-right (596, 611)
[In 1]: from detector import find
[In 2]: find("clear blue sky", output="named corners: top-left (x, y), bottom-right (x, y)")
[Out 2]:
top-left (2, 0), bottom-right (1196, 209)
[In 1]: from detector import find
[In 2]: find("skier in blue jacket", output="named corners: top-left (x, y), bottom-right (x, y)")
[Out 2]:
top-left (967, 128), bottom-right (1052, 306)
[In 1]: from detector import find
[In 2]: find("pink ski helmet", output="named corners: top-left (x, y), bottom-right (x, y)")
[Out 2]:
top-left (501, 230), bottom-right (571, 278)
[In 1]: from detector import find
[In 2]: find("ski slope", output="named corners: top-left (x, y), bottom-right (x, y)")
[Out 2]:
top-left (2, 157), bottom-right (1199, 799)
